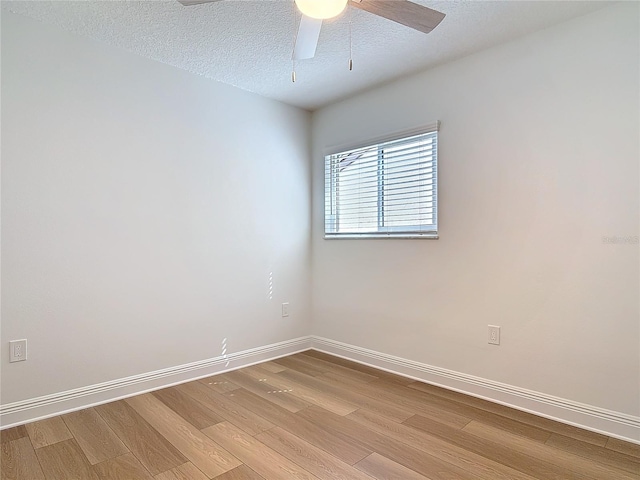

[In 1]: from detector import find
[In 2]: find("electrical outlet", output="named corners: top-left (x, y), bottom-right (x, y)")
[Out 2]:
top-left (488, 326), bottom-right (500, 345)
top-left (9, 339), bottom-right (27, 362)
top-left (281, 302), bottom-right (290, 317)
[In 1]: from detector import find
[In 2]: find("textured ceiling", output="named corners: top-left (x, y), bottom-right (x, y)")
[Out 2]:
top-left (2, 0), bottom-right (612, 110)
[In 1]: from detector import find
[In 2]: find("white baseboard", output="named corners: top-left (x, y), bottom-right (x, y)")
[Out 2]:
top-left (0, 336), bottom-right (312, 428)
top-left (3, 334), bottom-right (638, 446)
top-left (310, 336), bottom-right (640, 445)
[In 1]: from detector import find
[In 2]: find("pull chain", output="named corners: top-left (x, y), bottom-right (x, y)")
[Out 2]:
top-left (291, 0), bottom-right (297, 82)
top-left (348, 7), bottom-right (353, 71)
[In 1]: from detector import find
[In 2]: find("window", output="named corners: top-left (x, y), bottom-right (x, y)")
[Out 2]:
top-left (324, 124), bottom-right (438, 238)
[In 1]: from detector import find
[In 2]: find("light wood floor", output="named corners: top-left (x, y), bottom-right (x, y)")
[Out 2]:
top-left (2, 350), bottom-right (639, 479)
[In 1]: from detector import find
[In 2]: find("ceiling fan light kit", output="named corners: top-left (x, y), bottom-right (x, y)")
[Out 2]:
top-left (295, 0), bottom-right (348, 20)
top-left (178, 0), bottom-right (446, 76)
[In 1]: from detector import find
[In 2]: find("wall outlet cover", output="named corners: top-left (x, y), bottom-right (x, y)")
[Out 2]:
top-left (488, 326), bottom-right (500, 345)
top-left (9, 339), bottom-right (27, 362)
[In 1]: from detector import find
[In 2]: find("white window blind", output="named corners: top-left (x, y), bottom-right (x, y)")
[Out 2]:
top-left (324, 126), bottom-right (438, 238)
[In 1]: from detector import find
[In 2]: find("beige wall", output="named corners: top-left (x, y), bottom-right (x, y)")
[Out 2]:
top-left (311, 3), bottom-right (639, 416)
top-left (1, 12), bottom-right (311, 405)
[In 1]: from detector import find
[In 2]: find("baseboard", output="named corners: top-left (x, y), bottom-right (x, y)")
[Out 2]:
top-left (0, 336), bottom-right (312, 428)
top-left (4, 334), bottom-right (638, 445)
top-left (310, 336), bottom-right (640, 445)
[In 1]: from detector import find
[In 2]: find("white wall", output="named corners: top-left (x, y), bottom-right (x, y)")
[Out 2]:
top-left (1, 12), bottom-right (311, 405)
top-left (311, 3), bottom-right (639, 417)
top-left (2, 2), bottom-right (639, 437)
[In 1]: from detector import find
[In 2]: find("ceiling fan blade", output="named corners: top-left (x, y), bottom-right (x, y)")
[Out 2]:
top-left (293, 16), bottom-right (323, 60)
top-left (177, 0), bottom-right (224, 6)
top-left (348, 0), bottom-right (445, 34)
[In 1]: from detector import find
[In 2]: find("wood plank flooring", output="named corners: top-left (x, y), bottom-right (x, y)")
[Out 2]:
top-left (2, 351), bottom-right (639, 480)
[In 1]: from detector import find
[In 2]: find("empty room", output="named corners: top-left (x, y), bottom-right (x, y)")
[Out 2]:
top-left (1, 0), bottom-right (639, 479)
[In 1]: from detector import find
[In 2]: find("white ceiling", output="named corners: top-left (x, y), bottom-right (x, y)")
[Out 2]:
top-left (3, 0), bottom-right (612, 110)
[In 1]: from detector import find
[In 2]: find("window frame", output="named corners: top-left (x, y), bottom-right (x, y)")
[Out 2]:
top-left (323, 122), bottom-right (439, 240)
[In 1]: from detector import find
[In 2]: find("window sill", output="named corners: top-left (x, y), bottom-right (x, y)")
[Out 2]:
top-left (324, 233), bottom-right (439, 240)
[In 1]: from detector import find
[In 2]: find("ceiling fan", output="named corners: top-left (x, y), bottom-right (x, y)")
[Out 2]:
top-left (177, 0), bottom-right (445, 60)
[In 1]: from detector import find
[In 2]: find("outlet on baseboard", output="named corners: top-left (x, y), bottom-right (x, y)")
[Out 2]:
top-left (281, 302), bottom-right (290, 317)
top-left (488, 326), bottom-right (500, 345)
top-left (9, 339), bottom-right (27, 362)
